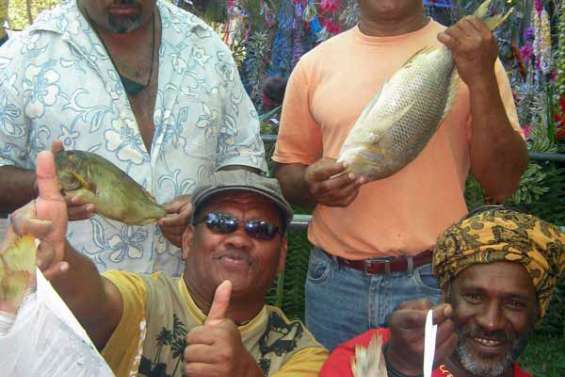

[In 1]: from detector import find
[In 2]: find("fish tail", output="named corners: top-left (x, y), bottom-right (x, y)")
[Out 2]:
top-left (473, 0), bottom-right (513, 31)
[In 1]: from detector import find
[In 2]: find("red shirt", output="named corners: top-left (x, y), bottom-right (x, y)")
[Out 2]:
top-left (320, 328), bottom-right (532, 377)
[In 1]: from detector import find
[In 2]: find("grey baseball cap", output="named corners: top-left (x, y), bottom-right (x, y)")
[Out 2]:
top-left (191, 170), bottom-right (293, 229)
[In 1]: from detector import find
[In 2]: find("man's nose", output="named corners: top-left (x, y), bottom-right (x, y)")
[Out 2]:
top-left (223, 226), bottom-right (253, 249)
top-left (476, 300), bottom-right (506, 332)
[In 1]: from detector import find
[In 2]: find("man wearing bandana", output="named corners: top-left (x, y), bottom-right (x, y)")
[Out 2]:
top-left (320, 207), bottom-right (565, 377)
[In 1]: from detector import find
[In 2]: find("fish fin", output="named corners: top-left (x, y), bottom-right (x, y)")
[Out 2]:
top-left (482, 9), bottom-right (512, 31)
top-left (472, 0), bottom-right (513, 31)
top-left (357, 59), bottom-right (424, 127)
top-left (70, 171), bottom-right (96, 194)
top-left (401, 47), bottom-right (435, 69)
top-left (473, 0), bottom-right (492, 19)
top-left (439, 71), bottom-right (460, 123)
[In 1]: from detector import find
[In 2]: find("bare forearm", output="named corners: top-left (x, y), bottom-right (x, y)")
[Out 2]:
top-left (50, 242), bottom-right (121, 347)
top-left (469, 75), bottom-right (528, 202)
top-left (0, 166), bottom-right (37, 213)
top-left (273, 163), bottom-right (316, 209)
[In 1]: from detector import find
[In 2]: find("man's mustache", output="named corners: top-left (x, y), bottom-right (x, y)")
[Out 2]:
top-left (458, 324), bottom-right (514, 343)
top-left (113, 0), bottom-right (139, 5)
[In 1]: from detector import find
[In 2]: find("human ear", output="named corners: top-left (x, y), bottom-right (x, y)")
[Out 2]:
top-left (277, 237), bottom-right (288, 274)
top-left (181, 225), bottom-right (195, 260)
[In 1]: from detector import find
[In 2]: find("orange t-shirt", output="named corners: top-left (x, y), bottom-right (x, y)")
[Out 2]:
top-left (272, 21), bottom-right (521, 259)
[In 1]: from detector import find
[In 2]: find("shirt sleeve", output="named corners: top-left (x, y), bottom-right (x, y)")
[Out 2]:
top-left (272, 58), bottom-right (323, 165)
top-left (0, 48), bottom-right (33, 169)
top-left (215, 47), bottom-right (268, 173)
top-left (101, 271), bottom-right (148, 377)
top-left (271, 347), bottom-right (329, 377)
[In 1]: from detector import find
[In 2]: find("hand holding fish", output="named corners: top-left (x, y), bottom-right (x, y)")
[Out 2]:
top-left (158, 195), bottom-right (192, 248)
top-left (184, 281), bottom-right (263, 377)
top-left (10, 151), bottom-right (70, 280)
top-left (304, 158), bottom-right (366, 207)
top-left (437, 15), bottom-right (499, 86)
top-left (45, 141), bottom-right (96, 221)
top-left (386, 299), bottom-right (457, 376)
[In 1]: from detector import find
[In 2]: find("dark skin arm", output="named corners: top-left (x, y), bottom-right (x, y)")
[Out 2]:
top-left (0, 165), bottom-right (37, 213)
top-left (273, 160), bottom-right (365, 210)
top-left (9, 151), bottom-right (122, 349)
top-left (438, 16), bottom-right (528, 203)
top-left (48, 243), bottom-right (123, 349)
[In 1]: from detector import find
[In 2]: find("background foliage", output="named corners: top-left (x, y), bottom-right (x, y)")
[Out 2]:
top-left (2, 0), bottom-right (564, 374)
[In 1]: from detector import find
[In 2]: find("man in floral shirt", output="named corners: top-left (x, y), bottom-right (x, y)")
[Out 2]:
top-left (0, 0), bottom-right (266, 276)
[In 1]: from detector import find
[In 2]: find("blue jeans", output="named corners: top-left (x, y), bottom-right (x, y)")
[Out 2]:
top-left (305, 247), bottom-right (441, 351)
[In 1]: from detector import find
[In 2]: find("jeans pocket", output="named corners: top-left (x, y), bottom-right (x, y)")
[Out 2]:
top-left (307, 248), bottom-right (332, 283)
top-left (413, 263), bottom-right (441, 293)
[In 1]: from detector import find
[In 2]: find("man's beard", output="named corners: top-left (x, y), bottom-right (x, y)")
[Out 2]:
top-left (108, 14), bottom-right (141, 33)
top-left (108, 0), bottom-right (142, 33)
top-left (454, 324), bottom-right (530, 377)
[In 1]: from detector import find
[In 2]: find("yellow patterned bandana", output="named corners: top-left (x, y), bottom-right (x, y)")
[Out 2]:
top-left (433, 207), bottom-right (565, 317)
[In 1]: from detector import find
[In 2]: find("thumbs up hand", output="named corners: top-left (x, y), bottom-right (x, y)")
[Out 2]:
top-left (184, 281), bottom-right (264, 377)
top-left (204, 280), bottom-right (232, 327)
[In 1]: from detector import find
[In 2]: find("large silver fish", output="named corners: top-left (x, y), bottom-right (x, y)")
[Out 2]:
top-left (338, 0), bottom-right (510, 180)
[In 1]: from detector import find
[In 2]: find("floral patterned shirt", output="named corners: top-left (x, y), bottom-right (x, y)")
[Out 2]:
top-left (0, 0), bottom-right (267, 276)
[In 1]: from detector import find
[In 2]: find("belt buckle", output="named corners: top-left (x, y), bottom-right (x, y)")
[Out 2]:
top-left (364, 257), bottom-right (393, 275)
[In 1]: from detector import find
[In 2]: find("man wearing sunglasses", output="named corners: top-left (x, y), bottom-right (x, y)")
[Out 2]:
top-left (6, 151), bottom-right (327, 377)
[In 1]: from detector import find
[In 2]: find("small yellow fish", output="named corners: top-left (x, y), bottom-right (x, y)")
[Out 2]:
top-left (0, 0), bottom-right (7, 41)
top-left (0, 231), bottom-right (36, 313)
top-left (55, 150), bottom-right (167, 225)
top-left (351, 334), bottom-right (388, 377)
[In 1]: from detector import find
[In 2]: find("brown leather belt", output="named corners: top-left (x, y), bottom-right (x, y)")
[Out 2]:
top-left (335, 250), bottom-right (433, 275)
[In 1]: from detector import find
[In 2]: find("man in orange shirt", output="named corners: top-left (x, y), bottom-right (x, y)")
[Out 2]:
top-left (319, 207), bottom-right (565, 377)
top-left (273, 0), bottom-right (528, 350)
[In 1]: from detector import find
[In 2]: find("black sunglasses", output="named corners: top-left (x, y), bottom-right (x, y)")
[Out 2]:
top-left (195, 212), bottom-right (280, 241)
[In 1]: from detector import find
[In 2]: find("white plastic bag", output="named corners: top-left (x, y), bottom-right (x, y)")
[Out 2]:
top-left (0, 269), bottom-right (115, 376)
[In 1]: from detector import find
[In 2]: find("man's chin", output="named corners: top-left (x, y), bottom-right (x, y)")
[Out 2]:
top-left (455, 340), bottom-right (514, 377)
top-left (108, 16), bottom-right (141, 33)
